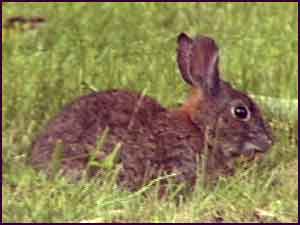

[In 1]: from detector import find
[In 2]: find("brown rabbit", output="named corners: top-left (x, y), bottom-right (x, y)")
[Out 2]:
top-left (31, 33), bottom-right (273, 191)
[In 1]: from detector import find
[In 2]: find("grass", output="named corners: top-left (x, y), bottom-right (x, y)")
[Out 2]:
top-left (2, 2), bottom-right (298, 223)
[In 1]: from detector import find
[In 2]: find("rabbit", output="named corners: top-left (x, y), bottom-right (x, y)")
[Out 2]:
top-left (31, 33), bottom-right (274, 191)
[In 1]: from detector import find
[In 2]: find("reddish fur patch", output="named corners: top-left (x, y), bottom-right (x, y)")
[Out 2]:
top-left (177, 88), bottom-right (203, 119)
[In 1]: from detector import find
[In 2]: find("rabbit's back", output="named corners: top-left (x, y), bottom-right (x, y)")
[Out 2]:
top-left (31, 90), bottom-right (166, 178)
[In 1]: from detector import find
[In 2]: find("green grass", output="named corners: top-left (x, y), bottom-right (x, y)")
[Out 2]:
top-left (2, 2), bottom-right (298, 222)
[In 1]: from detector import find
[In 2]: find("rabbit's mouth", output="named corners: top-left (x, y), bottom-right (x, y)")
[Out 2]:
top-left (240, 142), bottom-right (269, 161)
top-left (224, 142), bottom-right (267, 161)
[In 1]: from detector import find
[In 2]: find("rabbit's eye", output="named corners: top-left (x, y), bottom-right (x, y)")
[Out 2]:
top-left (231, 105), bottom-right (250, 121)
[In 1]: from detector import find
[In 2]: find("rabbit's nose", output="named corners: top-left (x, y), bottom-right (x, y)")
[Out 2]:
top-left (263, 122), bottom-right (275, 145)
top-left (244, 134), bottom-right (273, 154)
top-left (242, 135), bottom-right (273, 155)
top-left (260, 133), bottom-right (274, 149)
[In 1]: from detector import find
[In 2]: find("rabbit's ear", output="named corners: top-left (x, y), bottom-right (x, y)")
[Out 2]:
top-left (177, 33), bottom-right (220, 96)
top-left (177, 33), bottom-right (194, 86)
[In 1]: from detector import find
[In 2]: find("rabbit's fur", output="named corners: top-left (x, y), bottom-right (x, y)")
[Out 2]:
top-left (32, 33), bottom-right (273, 191)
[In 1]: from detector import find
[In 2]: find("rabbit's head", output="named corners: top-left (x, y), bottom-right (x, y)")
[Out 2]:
top-left (177, 33), bottom-right (273, 160)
